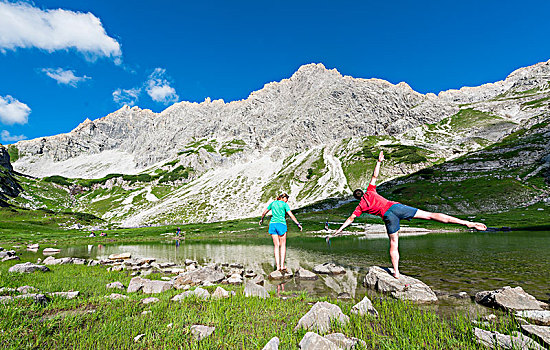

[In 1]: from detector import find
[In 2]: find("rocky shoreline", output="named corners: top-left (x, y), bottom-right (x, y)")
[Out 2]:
top-left (1, 245), bottom-right (549, 349)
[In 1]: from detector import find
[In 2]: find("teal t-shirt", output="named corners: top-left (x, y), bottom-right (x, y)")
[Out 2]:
top-left (267, 200), bottom-right (291, 224)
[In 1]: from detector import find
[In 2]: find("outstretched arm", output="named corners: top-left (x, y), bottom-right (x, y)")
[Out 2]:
top-left (369, 151), bottom-right (385, 186)
top-left (334, 214), bottom-right (357, 235)
top-left (287, 211), bottom-right (302, 231)
top-left (259, 209), bottom-right (270, 225)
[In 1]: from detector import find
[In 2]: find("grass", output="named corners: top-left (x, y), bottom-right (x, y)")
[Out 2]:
top-left (6, 145), bottom-right (19, 163)
top-left (0, 259), bottom-right (529, 349)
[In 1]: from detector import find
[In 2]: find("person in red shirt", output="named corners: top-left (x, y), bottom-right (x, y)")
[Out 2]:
top-left (334, 151), bottom-right (487, 279)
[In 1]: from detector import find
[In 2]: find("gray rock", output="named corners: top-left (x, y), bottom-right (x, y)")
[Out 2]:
top-left (172, 287), bottom-right (210, 301)
top-left (521, 325), bottom-right (550, 347)
top-left (363, 266), bottom-right (437, 303)
top-left (14, 293), bottom-right (48, 304)
top-left (450, 291), bottom-right (470, 299)
top-left (106, 281), bottom-right (125, 290)
top-left (72, 258), bottom-right (86, 265)
top-left (105, 293), bottom-right (128, 300)
top-left (475, 286), bottom-right (548, 312)
top-left (174, 266), bottom-right (225, 287)
top-left (0, 296), bottom-right (14, 304)
top-left (87, 260), bottom-right (99, 266)
top-left (27, 244), bottom-right (39, 249)
top-left (0, 287), bottom-right (16, 293)
top-left (43, 248), bottom-right (61, 255)
top-left (351, 296), bottom-right (379, 317)
top-left (324, 333), bottom-right (366, 350)
top-left (2, 255), bottom-right (20, 262)
top-left (141, 297), bottom-right (160, 304)
top-left (8, 262), bottom-right (50, 273)
top-left (211, 286), bottom-right (230, 299)
top-left (474, 327), bottom-right (544, 350)
top-left (127, 277), bottom-right (146, 293)
top-left (190, 325), bottom-right (215, 340)
top-left (268, 269), bottom-right (293, 280)
top-left (244, 281), bottom-right (269, 299)
top-left (295, 267), bottom-right (318, 280)
top-left (49, 291), bottom-right (79, 299)
top-left (184, 259), bottom-right (197, 265)
top-left (142, 280), bottom-right (173, 294)
top-left (313, 263), bottom-right (346, 275)
top-left (244, 270), bottom-right (257, 278)
top-left (226, 273), bottom-right (243, 284)
top-left (159, 262), bottom-right (176, 268)
top-left (516, 310), bottom-right (550, 326)
top-left (262, 336), bottom-right (280, 350)
top-left (251, 274), bottom-right (265, 285)
top-left (295, 301), bottom-right (349, 333)
top-left (299, 332), bottom-right (341, 350)
top-left (109, 253), bottom-right (131, 260)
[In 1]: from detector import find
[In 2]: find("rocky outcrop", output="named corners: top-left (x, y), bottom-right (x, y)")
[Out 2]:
top-left (475, 286), bottom-right (548, 312)
top-left (363, 266), bottom-right (437, 303)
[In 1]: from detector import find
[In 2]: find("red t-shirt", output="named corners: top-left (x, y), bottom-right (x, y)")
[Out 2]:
top-left (353, 184), bottom-right (398, 218)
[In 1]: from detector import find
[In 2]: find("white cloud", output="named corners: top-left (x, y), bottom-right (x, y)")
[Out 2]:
top-left (146, 68), bottom-right (179, 104)
top-left (1, 130), bottom-right (27, 142)
top-left (0, 95), bottom-right (31, 125)
top-left (112, 87), bottom-right (141, 107)
top-left (41, 67), bottom-right (90, 87)
top-left (0, 1), bottom-right (121, 60)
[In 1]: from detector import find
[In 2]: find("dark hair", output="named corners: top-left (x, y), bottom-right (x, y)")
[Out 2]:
top-left (353, 189), bottom-right (364, 200)
top-left (277, 193), bottom-right (289, 200)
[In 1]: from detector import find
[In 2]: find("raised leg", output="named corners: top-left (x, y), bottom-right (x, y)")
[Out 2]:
top-left (271, 234), bottom-right (281, 270)
top-left (414, 209), bottom-right (487, 231)
top-left (388, 232), bottom-right (400, 279)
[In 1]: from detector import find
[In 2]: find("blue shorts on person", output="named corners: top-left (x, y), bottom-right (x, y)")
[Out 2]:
top-left (383, 203), bottom-right (418, 235)
top-left (268, 223), bottom-right (287, 236)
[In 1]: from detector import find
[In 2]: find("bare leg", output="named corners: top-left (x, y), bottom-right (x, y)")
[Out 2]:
top-left (414, 209), bottom-right (487, 231)
top-left (279, 233), bottom-right (287, 270)
top-left (271, 234), bottom-right (281, 270)
top-left (388, 232), bottom-right (400, 279)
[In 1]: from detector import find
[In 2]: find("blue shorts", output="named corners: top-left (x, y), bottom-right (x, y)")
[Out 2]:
top-left (268, 223), bottom-right (287, 236)
top-left (382, 203), bottom-right (418, 235)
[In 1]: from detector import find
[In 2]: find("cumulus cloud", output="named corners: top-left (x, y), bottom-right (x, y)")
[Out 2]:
top-left (112, 87), bottom-right (141, 107)
top-left (41, 67), bottom-right (90, 87)
top-left (146, 68), bottom-right (179, 104)
top-left (1, 130), bottom-right (27, 142)
top-left (0, 95), bottom-right (31, 125)
top-left (0, 1), bottom-right (121, 60)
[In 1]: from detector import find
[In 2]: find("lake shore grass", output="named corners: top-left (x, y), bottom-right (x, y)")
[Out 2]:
top-left (0, 259), bottom-right (523, 349)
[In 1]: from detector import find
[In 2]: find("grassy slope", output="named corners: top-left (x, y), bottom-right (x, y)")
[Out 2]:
top-left (0, 259), bottom-right (524, 349)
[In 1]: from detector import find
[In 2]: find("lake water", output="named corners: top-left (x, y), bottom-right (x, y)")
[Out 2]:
top-left (34, 230), bottom-right (550, 314)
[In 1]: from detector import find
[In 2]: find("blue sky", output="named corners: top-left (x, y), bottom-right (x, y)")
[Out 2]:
top-left (1, 0), bottom-right (550, 143)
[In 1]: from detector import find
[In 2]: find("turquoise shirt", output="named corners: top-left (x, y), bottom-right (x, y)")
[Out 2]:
top-left (267, 200), bottom-right (291, 224)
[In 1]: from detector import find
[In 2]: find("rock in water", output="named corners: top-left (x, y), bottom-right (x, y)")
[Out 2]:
top-left (8, 263), bottom-right (50, 273)
top-left (299, 332), bottom-right (340, 350)
top-left (295, 267), bottom-right (318, 280)
top-left (190, 325), bottom-right (215, 340)
top-left (42, 248), bottom-right (61, 255)
top-left (109, 253), bottom-right (131, 260)
top-left (295, 301), bottom-right (349, 333)
top-left (351, 296), bottom-right (379, 317)
top-left (244, 281), bottom-right (269, 299)
top-left (324, 333), bottom-right (366, 350)
top-left (521, 325), bottom-right (550, 347)
top-left (475, 286), bottom-right (548, 311)
top-left (516, 310), bottom-right (550, 326)
top-left (363, 266), bottom-right (437, 303)
top-left (262, 336), bottom-right (280, 350)
top-left (313, 263), bottom-right (346, 275)
top-left (474, 327), bottom-right (544, 350)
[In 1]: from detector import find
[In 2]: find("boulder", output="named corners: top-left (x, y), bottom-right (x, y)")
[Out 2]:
top-left (295, 301), bottom-right (349, 333)
top-left (43, 248), bottom-right (61, 255)
top-left (475, 286), bottom-right (548, 312)
top-left (262, 336), bottom-right (280, 350)
top-left (251, 274), bottom-right (265, 285)
top-left (244, 281), bottom-right (269, 299)
top-left (351, 296), bottom-right (379, 317)
top-left (174, 267), bottom-right (225, 287)
top-left (109, 253), bottom-right (131, 260)
top-left (474, 327), bottom-right (544, 350)
top-left (8, 263), bottom-right (50, 273)
top-left (516, 310), bottom-right (550, 326)
top-left (106, 281), bottom-right (125, 290)
top-left (142, 280), bottom-right (173, 294)
top-left (324, 333), bottom-right (366, 350)
top-left (2, 255), bottom-right (20, 262)
top-left (211, 286), bottom-right (230, 299)
top-left (521, 325), bottom-right (550, 347)
top-left (363, 266), bottom-right (437, 303)
top-left (299, 332), bottom-right (341, 350)
top-left (127, 277), bottom-right (146, 293)
top-left (268, 269), bottom-right (293, 280)
top-left (295, 267), bottom-right (318, 280)
top-left (141, 297), bottom-right (160, 304)
top-left (226, 274), bottom-right (244, 284)
top-left (49, 291), bottom-right (79, 299)
top-left (190, 325), bottom-right (215, 340)
top-left (105, 293), bottom-right (128, 300)
top-left (313, 263), bottom-right (346, 275)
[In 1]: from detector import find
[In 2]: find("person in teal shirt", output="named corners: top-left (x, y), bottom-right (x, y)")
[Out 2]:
top-left (259, 193), bottom-right (302, 272)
